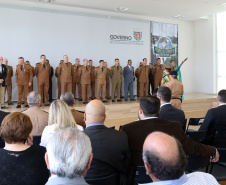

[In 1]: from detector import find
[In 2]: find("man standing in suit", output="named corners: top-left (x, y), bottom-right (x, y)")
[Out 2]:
top-left (123, 59), bottom-right (135, 101)
top-left (15, 57), bottom-right (33, 108)
top-left (110, 58), bottom-right (122, 102)
top-left (45, 128), bottom-right (92, 185)
top-left (199, 89), bottom-right (226, 145)
top-left (35, 55), bottom-right (51, 106)
top-left (104, 62), bottom-right (110, 99)
top-left (46, 59), bottom-right (53, 102)
top-left (0, 57), bottom-right (7, 109)
top-left (89, 59), bottom-right (96, 100)
top-left (152, 58), bottom-right (164, 89)
top-left (84, 100), bottom-right (130, 185)
top-left (72, 58), bottom-right (82, 100)
top-left (3, 59), bottom-right (13, 105)
top-left (158, 86), bottom-right (186, 129)
top-left (148, 63), bottom-right (154, 95)
top-left (57, 55), bottom-right (73, 94)
top-left (121, 96), bottom-right (219, 184)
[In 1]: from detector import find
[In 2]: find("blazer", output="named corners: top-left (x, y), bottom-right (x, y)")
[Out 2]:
top-left (0, 64), bottom-right (7, 87)
top-left (84, 125), bottom-right (130, 185)
top-left (123, 65), bottom-right (134, 83)
top-left (159, 103), bottom-right (186, 127)
top-left (121, 118), bottom-right (216, 184)
top-left (148, 68), bottom-right (154, 83)
top-left (199, 104), bottom-right (226, 144)
top-left (45, 175), bottom-right (89, 185)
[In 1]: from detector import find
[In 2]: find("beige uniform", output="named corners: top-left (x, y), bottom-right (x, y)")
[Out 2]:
top-left (57, 62), bottom-right (73, 94)
top-left (5, 65), bottom-right (13, 104)
top-left (35, 62), bottom-right (51, 104)
top-left (90, 66), bottom-right (96, 99)
top-left (152, 64), bottom-right (164, 89)
top-left (15, 64), bottom-right (33, 106)
top-left (165, 79), bottom-right (184, 109)
top-left (137, 65), bottom-right (150, 97)
top-left (55, 66), bottom-right (61, 99)
top-left (72, 64), bottom-right (82, 99)
top-left (110, 65), bottom-right (122, 100)
top-left (106, 68), bottom-right (110, 99)
top-left (78, 65), bottom-right (91, 103)
top-left (95, 66), bottom-right (107, 101)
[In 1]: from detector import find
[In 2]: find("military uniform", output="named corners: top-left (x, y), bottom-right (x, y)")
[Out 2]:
top-left (15, 64), bottom-right (33, 106)
top-left (57, 62), bottom-right (73, 94)
top-left (90, 66), bottom-right (96, 99)
top-left (78, 65), bottom-right (91, 103)
top-left (110, 65), bottom-right (122, 100)
top-left (35, 62), bottom-right (51, 105)
top-left (72, 64), bottom-right (82, 100)
top-left (30, 66), bottom-right (35, 91)
top-left (55, 66), bottom-right (61, 99)
top-left (137, 65), bottom-right (150, 97)
top-left (152, 64), bottom-right (164, 89)
top-left (106, 68), bottom-right (110, 99)
top-left (5, 65), bottom-right (13, 104)
top-left (161, 75), bottom-right (170, 86)
top-left (95, 66), bottom-right (107, 101)
top-left (135, 68), bottom-right (139, 97)
top-left (165, 79), bottom-right (184, 109)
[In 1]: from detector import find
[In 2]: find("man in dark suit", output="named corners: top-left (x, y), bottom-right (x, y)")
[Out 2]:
top-left (121, 96), bottom-right (219, 185)
top-left (148, 63), bottom-right (154, 95)
top-left (46, 59), bottom-right (53, 102)
top-left (0, 57), bottom-right (8, 109)
top-left (199, 89), bottom-right (226, 145)
top-left (0, 110), bottom-right (9, 125)
top-left (158, 86), bottom-right (186, 129)
top-left (123, 59), bottom-right (135, 101)
top-left (84, 100), bottom-right (130, 185)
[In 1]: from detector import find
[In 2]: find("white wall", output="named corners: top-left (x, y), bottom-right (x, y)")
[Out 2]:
top-left (0, 6), bottom-right (195, 100)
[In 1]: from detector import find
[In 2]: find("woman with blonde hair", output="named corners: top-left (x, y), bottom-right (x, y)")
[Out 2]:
top-left (40, 100), bottom-right (83, 147)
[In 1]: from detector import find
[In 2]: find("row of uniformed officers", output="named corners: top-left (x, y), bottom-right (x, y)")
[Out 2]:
top-left (0, 55), bottom-right (178, 106)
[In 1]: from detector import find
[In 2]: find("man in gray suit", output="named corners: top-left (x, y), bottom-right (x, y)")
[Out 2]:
top-left (123, 59), bottom-right (135, 101)
top-left (45, 127), bottom-right (93, 185)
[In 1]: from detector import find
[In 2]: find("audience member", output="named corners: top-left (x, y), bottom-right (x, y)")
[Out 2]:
top-left (45, 127), bottom-right (92, 185)
top-left (121, 96), bottom-right (219, 184)
top-left (158, 86), bottom-right (186, 128)
top-left (0, 112), bottom-right (49, 185)
top-left (199, 89), bottom-right (226, 144)
top-left (142, 132), bottom-right (219, 185)
top-left (84, 100), bottom-right (130, 185)
top-left (23, 91), bottom-right (48, 136)
top-left (0, 110), bottom-right (9, 126)
top-left (60, 92), bottom-right (86, 129)
top-left (40, 100), bottom-right (83, 147)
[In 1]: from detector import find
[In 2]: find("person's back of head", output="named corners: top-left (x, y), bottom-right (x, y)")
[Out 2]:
top-left (60, 92), bottom-right (75, 107)
top-left (139, 96), bottom-right (160, 119)
top-left (45, 127), bottom-right (92, 178)
top-left (85, 100), bottom-right (106, 126)
top-left (157, 86), bottom-right (172, 103)
top-left (27, 91), bottom-right (41, 107)
top-left (142, 132), bottom-right (187, 182)
top-left (218, 89), bottom-right (226, 104)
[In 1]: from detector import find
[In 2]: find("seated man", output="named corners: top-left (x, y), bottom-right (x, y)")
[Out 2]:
top-left (45, 127), bottom-right (92, 185)
top-left (60, 92), bottom-right (86, 129)
top-left (199, 89), bottom-right (226, 144)
top-left (142, 132), bottom-right (219, 184)
top-left (84, 100), bottom-right (130, 185)
top-left (22, 91), bottom-right (48, 136)
top-left (158, 86), bottom-right (186, 128)
top-left (121, 96), bottom-right (219, 184)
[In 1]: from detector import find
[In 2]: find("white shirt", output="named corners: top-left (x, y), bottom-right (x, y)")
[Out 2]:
top-left (160, 103), bottom-right (171, 108)
top-left (40, 124), bottom-right (83, 147)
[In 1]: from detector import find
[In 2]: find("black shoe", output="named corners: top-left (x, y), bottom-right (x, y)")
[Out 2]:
top-left (120, 96), bottom-right (123, 99)
top-left (45, 104), bottom-right (50, 106)
top-left (16, 105), bottom-right (21, 108)
top-left (102, 100), bottom-right (108, 103)
top-left (22, 101), bottom-right (24, 104)
top-left (83, 102), bottom-right (87, 104)
top-left (117, 99), bottom-right (123, 102)
top-left (79, 99), bottom-right (82, 101)
top-left (25, 105), bottom-right (29, 108)
top-left (130, 99), bottom-right (136, 101)
top-left (112, 100), bottom-right (115, 102)
top-left (1, 106), bottom-right (8, 109)
top-left (125, 99), bottom-right (128, 101)
top-left (107, 97), bottom-right (111, 99)
top-left (8, 103), bottom-right (13, 105)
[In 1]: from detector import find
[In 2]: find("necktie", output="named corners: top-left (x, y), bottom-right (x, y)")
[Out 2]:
top-left (102, 67), bottom-right (103, 72)
top-left (117, 66), bottom-right (119, 70)
top-left (21, 65), bottom-right (23, 71)
top-left (43, 64), bottom-right (45, 68)
top-left (66, 63), bottom-right (68, 66)
top-left (86, 66), bottom-right (88, 70)
top-left (77, 66), bottom-right (78, 69)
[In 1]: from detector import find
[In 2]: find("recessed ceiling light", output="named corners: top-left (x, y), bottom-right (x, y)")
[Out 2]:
top-left (39, 0), bottom-right (54, 3)
top-left (173, 15), bottom-right (184, 19)
top-left (114, 7), bottom-right (129, 12)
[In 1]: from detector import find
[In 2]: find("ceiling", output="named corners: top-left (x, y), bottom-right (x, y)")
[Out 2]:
top-left (2, 0), bottom-right (226, 21)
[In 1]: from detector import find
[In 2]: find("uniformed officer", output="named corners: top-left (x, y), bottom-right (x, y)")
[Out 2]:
top-left (78, 59), bottom-right (91, 104)
top-left (72, 58), bottom-right (82, 100)
top-left (152, 58), bottom-right (164, 89)
top-left (165, 71), bottom-right (184, 109)
top-left (137, 58), bottom-right (150, 97)
top-left (25, 60), bottom-right (35, 92)
top-left (170, 60), bottom-right (176, 71)
top-left (57, 55), bottom-right (73, 94)
top-left (104, 62), bottom-right (110, 99)
top-left (110, 58), bottom-right (122, 102)
top-left (135, 62), bottom-right (143, 97)
top-left (95, 60), bottom-right (107, 103)
top-left (119, 61), bottom-right (123, 98)
top-left (55, 60), bottom-right (63, 99)
top-left (161, 65), bottom-right (171, 86)
top-left (89, 59), bottom-right (96, 100)
top-left (35, 55), bottom-right (51, 106)
top-left (15, 57), bottom-right (33, 108)
top-left (3, 58), bottom-right (13, 105)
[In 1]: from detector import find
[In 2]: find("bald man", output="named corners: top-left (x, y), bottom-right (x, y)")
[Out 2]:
top-left (84, 100), bottom-right (130, 185)
top-left (142, 132), bottom-right (219, 184)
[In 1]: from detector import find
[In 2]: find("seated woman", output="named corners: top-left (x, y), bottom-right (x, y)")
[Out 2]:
top-left (40, 100), bottom-right (83, 147)
top-left (0, 112), bottom-right (49, 185)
